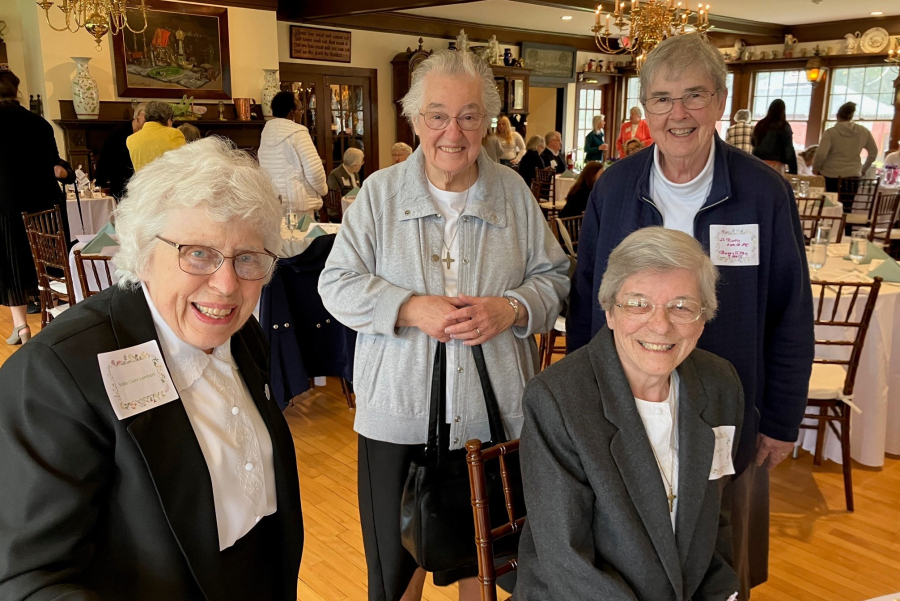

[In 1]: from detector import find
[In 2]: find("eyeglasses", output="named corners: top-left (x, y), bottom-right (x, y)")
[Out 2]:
top-left (614, 294), bottom-right (706, 324)
top-left (643, 90), bottom-right (719, 115)
top-left (419, 111), bottom-right (486, 131)
top-left (156, 236), bottom-right (277, 281)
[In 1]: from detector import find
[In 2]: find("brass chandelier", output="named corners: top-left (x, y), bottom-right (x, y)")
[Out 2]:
top-left (592, 0), bottom-right (712, 71)
top-left (36, 0), bottom-right (150, 49)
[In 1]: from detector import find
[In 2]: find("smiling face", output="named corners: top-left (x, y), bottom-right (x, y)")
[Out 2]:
top-left (142, 206), bottom-right (268, 352)
top-left (605, 268), bottom-right (705, 395)
top-left (644, 67), bottom-right (727, 176)
top-left (413, 73), bottom-right (487, 184)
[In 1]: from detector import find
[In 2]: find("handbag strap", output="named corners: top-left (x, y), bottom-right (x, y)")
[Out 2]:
top-left (472, 345), bottom-right (507, 444)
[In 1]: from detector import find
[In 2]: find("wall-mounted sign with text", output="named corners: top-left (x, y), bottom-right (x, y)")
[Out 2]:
top-left (290, 26), bottom-right (351, 63)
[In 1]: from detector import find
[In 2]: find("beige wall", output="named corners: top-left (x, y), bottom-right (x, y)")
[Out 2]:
top-left (1, 0), bottom-right (46, 103)
top-left (527, 86), bottom-right (557, 148)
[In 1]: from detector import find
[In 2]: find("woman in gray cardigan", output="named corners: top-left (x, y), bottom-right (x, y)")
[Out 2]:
top-left (318, 49), bottom-right (569, 601)
top-left (517, 227), bottom-right (743, 601)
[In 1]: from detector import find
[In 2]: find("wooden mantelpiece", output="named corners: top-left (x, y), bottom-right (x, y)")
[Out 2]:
top-left (55, 100), bottom-right (266, 179)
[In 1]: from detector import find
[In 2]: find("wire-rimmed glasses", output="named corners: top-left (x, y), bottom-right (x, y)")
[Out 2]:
top-left (643, 90), bottom-right (719, 115)
top-left (156, 236), bottom-right (277, 281)
top-left (418, 111), bottom-right (486, 131)
top-left (614, 294), bottom-right (706, 324)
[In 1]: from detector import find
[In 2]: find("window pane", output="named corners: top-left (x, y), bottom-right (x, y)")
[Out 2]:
top-left (832, 68), bottom-right (848, 91)
top-left (756, 71), bottom-right (769, 95)
top-left (847, 69), bottom-right (865, 95)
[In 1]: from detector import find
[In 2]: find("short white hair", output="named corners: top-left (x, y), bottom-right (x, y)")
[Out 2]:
top-left (599, 227), bottom-right (719, 320)
top-left (734, 109), bottom-right (751, 124)
top-left (113, 137), bottom-right (283, 288)
top-left (592, 114), bottom-right (605, 129)
top-left (629, 106), bottom-right (643, 118)
top-left (391, 142), bottom-right (413, 156)
top-left (639, 34), bottom-right (728, 103)
top-left (526, 135), bottom-right (545, 151)
top-left (400, 50), bottom-right (502, 132)
top-left (342, 147), bottom-right (364, 167)
top-left (544, 131), bottom-right (561, 144)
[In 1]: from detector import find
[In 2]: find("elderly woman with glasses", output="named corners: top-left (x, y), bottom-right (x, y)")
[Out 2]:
top-left (319, 49), bottom-right (569, 601)
top-left (568, 34), bottom-right (813, 599)
top-left (517, 227), bottom-right (742, 601)
top-left (0, 138), bottom-right (304, 601)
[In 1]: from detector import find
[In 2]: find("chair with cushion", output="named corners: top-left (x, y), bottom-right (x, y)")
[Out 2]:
top-left (535, 168), bottom-right (560, 219)
top-left (798, 277), bottom-right (882, 512)
top-left (22, 205), bottom-right (75, 327)
top-left (838, 176), bottom-right (880, 228)
top-left (73, 249), bottom-right (115, 300)
top-left (466, 438), bottom-right (525, 601)
top-left (861, 192), bottom-right (900, 249)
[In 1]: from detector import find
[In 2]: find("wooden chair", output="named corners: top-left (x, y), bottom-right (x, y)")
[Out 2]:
top-left (799, 214), bottom-right (846, 244)
top-left (837, 176), bottom-right (880, 227)
top-left (466, 438), bottom-right (525, 601)
top-left (73, 249), bottom-right (115, 300)
top-left (556, 215), bottom-right (583, 255)
top-left (863, 192), bottom-right (900, 247)
top-left (22, 205), bottom-right (75, 327)
top-left (797, 195), bottom-right (825, 219)
top-left (529, 180), bottom-right (542, 201)
top-left (540, 316), bottom-right (567, 369)
top-left (798, 277), bottom-right (882, 512)
top-left (534, 167), bottom-right (555, 203)
top-left (791, 174), bottom-right (826, 189)
top-left (319, 189), bottom-right (343, 224)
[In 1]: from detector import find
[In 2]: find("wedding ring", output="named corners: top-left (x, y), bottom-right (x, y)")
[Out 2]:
top-left (476, 327), bottom-right (482, 336)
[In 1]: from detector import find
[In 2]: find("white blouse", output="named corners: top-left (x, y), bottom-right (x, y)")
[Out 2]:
top-left (634, 371), bottom-right (680, 530)
top-left (142, 286), bottom-right (277, 550)
top-left (498, 132), bottom-right (527, 163)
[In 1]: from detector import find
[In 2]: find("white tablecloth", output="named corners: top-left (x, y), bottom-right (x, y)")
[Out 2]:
top-left (555, 174), bottom-right (576, 205)
top-left (66, 196), bottom-right (116, 241)
top-left (69, 237), bottom-right (118, 302)
top-left (279, 221), bottom-right (341, 258)
top-left (796, 247), bottom-right (900, 466)
top-left (341, 195), bottom-right (356, 215)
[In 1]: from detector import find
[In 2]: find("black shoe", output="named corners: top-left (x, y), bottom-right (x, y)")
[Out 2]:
top-left (26, 302), bottom-right (40, 314)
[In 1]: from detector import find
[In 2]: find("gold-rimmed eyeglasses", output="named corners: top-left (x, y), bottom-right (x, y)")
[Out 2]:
top-left (156, 236), bottom-right (277, 281)
top-left (615, 294), bottom-right (706, 324)
top-left (419, 111), bottom-right (486, 131)
top-left (643, 90), bottom-right (719, 115)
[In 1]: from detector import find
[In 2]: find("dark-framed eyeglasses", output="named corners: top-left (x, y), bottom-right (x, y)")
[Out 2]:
top-left (156, 236), bottom-right (277, 281)
top-left (419, 111), bottom-right (486, 131)
top-left (614, 294), bottom-right (706, 324)
top-left (643, 90), bottom-right (719, 115)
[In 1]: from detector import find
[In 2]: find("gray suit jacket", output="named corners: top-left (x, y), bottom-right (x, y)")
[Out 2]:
top-left (516, 326), bottom-right (743, 601)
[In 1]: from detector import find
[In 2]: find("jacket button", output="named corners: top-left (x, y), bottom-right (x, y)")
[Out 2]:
top-left (316, 323), bottom-right (321, 328)
top-left (432, 254), bottom-right (440, 262)
top-left (453, 437), bottom-right (459, 444)
top-left (463, 217), bottom-right (469, 223)
top-left (284, 323), bottom-right (290, 328)
top-left (492, 214), bottom-right (498, 222)
top-left (454, 416), bottom-right (461, 423)
top-left (326, 318), bottom-right (331, 323)
top-left (457, 366), bottom-right (463, 373)
top-left (405, 210), bottom-right (411, 216)
top-left (436, 214), bottom-right (442, 219)
top-left (463, 258), bottom-right (469, 264)
top-left (273, 324), bottom-right (278, 329)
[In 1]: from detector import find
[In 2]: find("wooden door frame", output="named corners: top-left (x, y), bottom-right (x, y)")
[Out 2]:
top-left (528, 81), bottom-right (569, 151)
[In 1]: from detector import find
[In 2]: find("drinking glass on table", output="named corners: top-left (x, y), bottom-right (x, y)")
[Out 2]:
top-left (282, 195), bottom-right (300, 240)
top-left (790, 177), bottom-right (799, 193)
top-left (798, 180), bottom-right (809, 197)
top-left (808, 241), bottom-right (826, 280)
top-left (815, 221), bottom-right (833, 245)
top-left (849, 231), bottom-right (868, 272)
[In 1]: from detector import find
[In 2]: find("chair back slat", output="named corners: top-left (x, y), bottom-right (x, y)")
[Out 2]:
top-left (534, 168), bottom-right (555, 204)
top-left (837, 176), bottom-right (880, 219)
top-left (869, 192), bottom-right (900, 244)
top-left (22, 205), bottom-right (75, 324)
top-left (800, 214), bottom-right (846, 244)
top-left (530, 179), bottom-right (542, 201)
top-left (797, 196), bottom-right (825, 218)
top-left (73, 249), bottom-right (115, 299)
top-left (556, 215), bottom-right (583, 252)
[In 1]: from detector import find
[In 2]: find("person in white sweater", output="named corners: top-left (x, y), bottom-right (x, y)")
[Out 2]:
top-left (496, 115), bottom-right (526, 166)
top-left (258, 91), bottom-right (327, 217)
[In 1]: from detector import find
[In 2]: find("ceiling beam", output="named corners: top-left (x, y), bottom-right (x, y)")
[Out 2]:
top-left (278, 0), bottom-right (480, 21)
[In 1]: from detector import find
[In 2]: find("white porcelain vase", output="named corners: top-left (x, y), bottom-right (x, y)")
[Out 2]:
top-left (261, 69), bottom-right (280, 119)
top-left (71, 57), bottom-right (100, 120)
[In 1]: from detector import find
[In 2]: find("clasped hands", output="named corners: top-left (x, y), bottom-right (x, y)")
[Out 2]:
top-left (397, 295), bottom-right (522, 346)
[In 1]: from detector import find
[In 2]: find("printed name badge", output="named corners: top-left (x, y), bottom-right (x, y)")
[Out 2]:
top-left (98, 341), bottom-right (179, 420)
top-left (709, 425), bottom-right (736, 480)
top-left (341, 177), bottom-right (351, 187)
top-left (709, 224), bottom-right (759, 267)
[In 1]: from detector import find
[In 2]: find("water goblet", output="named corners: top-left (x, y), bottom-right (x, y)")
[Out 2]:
top-left (849, 231), bottom-right (868, 272)
top-left (808, 241), bottom-right (826, 280)
top-left (798, 180), bottom-right (809, 197)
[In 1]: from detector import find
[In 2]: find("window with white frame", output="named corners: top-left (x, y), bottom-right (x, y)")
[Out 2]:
top-left (624, 76), bottom-right (641, 120)
top-left (715, 72), bottom-right (735, 138)
top-left (575, 85), bottom-right (604, 167)
top-left (752, 70), bottom-right (812, 149)
top-left (824, 65), bottom-right (896, 164)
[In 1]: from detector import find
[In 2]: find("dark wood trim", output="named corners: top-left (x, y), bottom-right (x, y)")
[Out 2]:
top-left (279, 0), bottom-right (479, 20)
top-left (111, 0), bottom-right (232, 99)
top-left (188, 0), bottom-right (276, 10)
top-left (279, 62), bottom-right (377, 79)
top-left (890, 73), bottom-right (900, 154)
top-left (278, 12), bottom-right (604, 51)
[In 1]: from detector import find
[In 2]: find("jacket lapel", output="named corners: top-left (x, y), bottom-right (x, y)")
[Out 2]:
top-left (588, 328), bottom-right (684, 597)
top-left (673, 357), bottom-right (716, 566)
top-left (109, 286), bottom-right (227, 599)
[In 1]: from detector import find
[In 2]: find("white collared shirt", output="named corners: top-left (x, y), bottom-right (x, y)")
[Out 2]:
top-left (141, 286), bottom-right (277, 550)
top-left (634, 371), bottom-right (680, 531)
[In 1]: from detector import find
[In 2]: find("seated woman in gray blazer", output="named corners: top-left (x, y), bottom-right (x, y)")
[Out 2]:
top-left (516, 226), bottom-right (743, 601)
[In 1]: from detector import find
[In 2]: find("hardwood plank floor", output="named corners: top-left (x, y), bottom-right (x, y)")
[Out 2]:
top-left (2, 310), bottom-right (899, 600)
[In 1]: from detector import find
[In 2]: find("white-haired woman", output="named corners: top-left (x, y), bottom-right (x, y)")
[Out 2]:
top-left (518, 227), bottom-right (742, 600)
top-left (725, 108), bottom-right (753, 153)
top-left (584, 114), bottom-right (608, 162)
top-left (616, 105), bottom-right (653, 157)
top-left (319, 49), bottom-right (569, 601)
top-left (517, 134), bottom-right (547, 188)
top-left (328, 147), bottom-right (365, 197)
top-left (391, 141), bottom-right (414, 164)
top-left (0, 138), bottom-right (304, 601)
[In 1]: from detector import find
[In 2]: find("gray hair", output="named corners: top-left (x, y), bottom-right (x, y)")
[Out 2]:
top-left (113, 137), bottom-right (283, 288)
top-left (598, 227), bottom-right (719, 320)
top-left (629, 106), bottom-right (643, 118)
top-left (544, 131), bottom-right (561, 144)
top-left (342, 147), bottom-right (364, 167)
top-left (400, 49), bottom-right (502, 132)
top-left (592, 114), bottom-right (605, 129)
top-left (526, 135), bottom-right (545, 151)
top-left (144, 101), bottom-right (174, 125)
top-left (734, 109), bottom-right (751, 124)
top-left (639, 34), bottom-right (728, 103)
top-left (177, 123), bottom-right (201, 143)
top-left (133, 103), bottom-right (146, 119)
top-left (391, 142), bottom-right (413, 156)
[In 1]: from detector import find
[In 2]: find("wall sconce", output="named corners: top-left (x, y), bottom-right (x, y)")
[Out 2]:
top-left (805, 57), bottom-right (827, 87)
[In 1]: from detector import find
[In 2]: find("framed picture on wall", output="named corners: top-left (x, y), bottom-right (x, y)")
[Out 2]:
top-left (112, 0), bottom-right (231, 99)
top-left (521, 42), bottom-right (577, 84)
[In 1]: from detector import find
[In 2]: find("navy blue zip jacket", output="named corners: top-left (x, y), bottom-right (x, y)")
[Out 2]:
top-left (568, 135), bottom-right (814, 474)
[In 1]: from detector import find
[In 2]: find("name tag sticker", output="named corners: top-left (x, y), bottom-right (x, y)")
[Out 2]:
top-left (549, 159), bottom-right (557, 168)
top-left (709, 425), bottom-right (736, 480)
top-left (710, 224), bottom-right (759, 266)
top-left (98, 341), bottom-right (179, 420)
top-left (341, 177), bottom-right (351, 187)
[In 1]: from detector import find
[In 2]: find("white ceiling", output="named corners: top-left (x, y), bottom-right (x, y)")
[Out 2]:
top-left (401, 0), bottom-right (900, 30)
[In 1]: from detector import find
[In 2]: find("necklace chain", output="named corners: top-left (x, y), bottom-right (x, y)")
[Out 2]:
top-left (647, 385), bottom-right (678, 513)
top-left (439, 168), bottom-right (474, 266)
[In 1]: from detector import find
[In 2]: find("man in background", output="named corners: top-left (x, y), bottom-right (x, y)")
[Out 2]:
top-left (95, 103), bottom-right (144, 200)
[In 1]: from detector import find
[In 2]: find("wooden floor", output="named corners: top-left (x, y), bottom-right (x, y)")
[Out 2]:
top-left (3, 308), bottom-right (899, 600)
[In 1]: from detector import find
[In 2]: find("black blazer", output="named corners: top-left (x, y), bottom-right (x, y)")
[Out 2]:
top-left (0, 285), bottom-right (303, 601)
top-left (516, 326), bottom-right (743, 600)
top-left (539, 148), bottom-right (566, 174)
top-left (95, 120), bottom-right (136, 199)
top-left (0, 102), bottom-right (63, 215)
top-left (518, 150), bottom-right (546, 189)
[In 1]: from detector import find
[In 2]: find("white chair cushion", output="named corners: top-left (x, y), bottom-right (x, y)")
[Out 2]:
top-left (554, 315), bottom-right (566, 333)
top-left (48, 303), bottom-right (69, 318)
top-left (808, 363), bottom-right (847, 400)
top-left (48, 280), bottom-right (68, 295)
top-left (845, 214), bottom-right (869, 225)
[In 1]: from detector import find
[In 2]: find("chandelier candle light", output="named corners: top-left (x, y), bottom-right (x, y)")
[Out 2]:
top-left (593, 0), bottom-right (712, 71)
top-left (36, 0), bottom-right (150, 49)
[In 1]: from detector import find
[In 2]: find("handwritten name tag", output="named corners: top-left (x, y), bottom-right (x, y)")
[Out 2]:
top-left (710, 224), bottom-right (759, 267)
top-left (709, 425), bottom-right (736, 480)
top-left (98, 341), bottom-right (179, 420)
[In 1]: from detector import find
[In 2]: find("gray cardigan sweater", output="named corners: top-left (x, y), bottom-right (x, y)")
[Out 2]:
top-left (318, 147), bottom-right (570, 448)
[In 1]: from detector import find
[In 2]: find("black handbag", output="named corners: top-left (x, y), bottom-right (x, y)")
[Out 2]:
top-left (399, 342), bottom-right (521, 574)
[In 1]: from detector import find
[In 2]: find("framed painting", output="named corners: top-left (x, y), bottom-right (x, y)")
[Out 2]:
top-left (521, 42), bottom-right (577, 84)
top-left (112, 0), bottom-right (231, 99)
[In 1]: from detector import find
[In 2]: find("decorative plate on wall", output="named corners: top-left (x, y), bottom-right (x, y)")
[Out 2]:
top-left (860, 28), bottom-right (890, 54)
